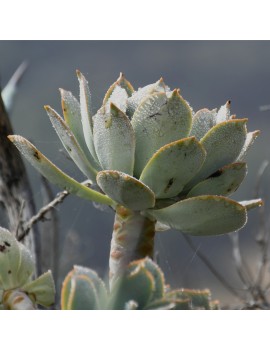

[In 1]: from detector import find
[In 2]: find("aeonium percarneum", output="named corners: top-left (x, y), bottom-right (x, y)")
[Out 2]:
top-left (9, 72), bottom-right (262, 284)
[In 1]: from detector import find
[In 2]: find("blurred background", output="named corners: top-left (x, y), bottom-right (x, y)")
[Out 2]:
top-left (0, 41), bottom-right (270, 307)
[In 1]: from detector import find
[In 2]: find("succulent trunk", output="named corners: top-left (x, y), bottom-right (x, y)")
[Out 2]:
top-left (109, 205), bottom-right (156, 286)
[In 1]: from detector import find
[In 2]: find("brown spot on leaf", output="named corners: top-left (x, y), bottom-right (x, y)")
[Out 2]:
top-left (0, 244), bottom-right (6, 252)
top-left (33, 151), bottom-right (40, 161)
top-left (164, 178), bottom-right (174, 193)
top-left (209, 170), bottom-right (222, 178)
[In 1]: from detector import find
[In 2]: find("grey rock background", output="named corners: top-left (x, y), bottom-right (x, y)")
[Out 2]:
top-left (1, 41), bottom-right (270, 306)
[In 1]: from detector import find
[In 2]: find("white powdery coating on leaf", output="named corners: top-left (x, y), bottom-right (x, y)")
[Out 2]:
top-left (132, 91), bottom-right (192, 176)
top-left (190, 109), bottom-right (216, 140)
top-left (127, 80), bottom-right (167, 115)
top-left (93, 108), bottom-right (135, 174)
top-left (216, 102), bottom-right (230, 124)
top-left (46, 107), bottom-right (97, 181)
top-left (105, 85), bottom-right (128, 113)
top-left (236, 131), bottom-right (260, 161)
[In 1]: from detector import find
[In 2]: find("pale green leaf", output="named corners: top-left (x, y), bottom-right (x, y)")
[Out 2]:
top-left (0, 228), bottom-right (34, 290)
top-left (105, 85), bottom-right (128, 113)
top-left (140, 137), bottom-right (206, 199)
top-left (76, 70), bottom-right (99, 164)
top-left (97, 170), bottom-right (155, 210)
top-left (143, 258), bottom-right (165, 300)
top-left (186, 119), bottom-right (247, 189)
top-left (236, 130), bottom-right (260, 161)
top-left (93, 103), bottom-right (135, 174)
top-left (110, 262), bottom-right (155, 309)
top-left (45, 105), bottom-right (98, 182)
top-left (132, 90), bottom-right (192, 176)
top-left (22, 271), bottom-right (55, 307)
top-left (189, 108), bottom-right (216, 140)
top-left (60, 89), bottom-right (100, 169)
top-left (187, 162), bottom-right (247, 197)
top-left (61, 266), bottom-right (107, 310)
top-left (103, 73), bottom-right (134, 105)
top-left (147, 195), bottom-right (247, 236)
top-left (8, 135), bottom-right (114, 206)
top-left (216, 100), bottom-right (231, 123)
top-left (126, 78), bottom-right (167, 117)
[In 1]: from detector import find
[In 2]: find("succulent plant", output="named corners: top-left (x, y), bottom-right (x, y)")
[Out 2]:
top-left (0, 227), bottom-right (55, 309)
top-left (9, 72), bottom-right (262, 283)
top-left (61, 257), bottom-right (219, 310)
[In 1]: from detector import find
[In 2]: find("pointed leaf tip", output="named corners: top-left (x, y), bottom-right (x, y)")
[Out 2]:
top-left (118, 72), bottom-right (124, 80)
top-left (240, 198), bottom-right (263, 210)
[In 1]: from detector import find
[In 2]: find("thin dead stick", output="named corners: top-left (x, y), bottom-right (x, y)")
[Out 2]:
top-left (17, 180), bottom-right (92, 242)
top-left (182, 234), bottom-right (245, 301)
top-left (253, 161), bottom-right (270, 292)
top-left (230, 232), bottom-right (254, 292)
top-left (18, 189), bottom-right (69, 242)
top-left (254, 206), bottom-right (269, 291)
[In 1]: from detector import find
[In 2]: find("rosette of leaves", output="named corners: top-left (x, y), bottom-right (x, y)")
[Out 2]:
top-left (9, 72), bottom-right (262, 283)
top-left (0, 227), bottom-right (55, 309)
top-left (61, 257), bottom-right (219, 310)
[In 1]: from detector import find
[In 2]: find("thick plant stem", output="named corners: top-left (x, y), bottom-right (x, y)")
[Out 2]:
top-left (109, 205), bottom-right (156, 286)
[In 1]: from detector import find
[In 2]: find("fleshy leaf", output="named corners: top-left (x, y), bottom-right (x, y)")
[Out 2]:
top-left (76, 70), bottom-right (99, 163)
top-left (22, 271), bottom-right (55, 307)
top-left (140, 137), bottom-right (206, 199)
top-left (110, 262), bottom-right (155, 309)
top-left (103, 73), bottom-right (134, 105)
top-left (189, 108), bottom-right (216, 140)
top-left (187, 162), bottom-right (247, 198)
top-left (147, 195), bottom-right (247, 236)
top-left (60, 89), bottom-right (100, 168)
top-left (236, 130), bottom-right (260, 161)
top-left (97, 170), bottom-right (155, 210)
top-left (216, 100), bottom-right (231, 124)
top-left (0, 227), bottom-right (34, 290)
top-left (126, 78), bottom-right (167, 116)
top-left (8, 135), bottom-right (114, 206)
top-left (68, 276), bottom-right (98, 310)
top-left (132, 90), bottom-right (192, 176)
top-left (61, 266), bottom-right (107, 310)
top-left (105, 85), bottom-right (128, 113)
top-left (239, 199), bottom-right (263, 210)
top-left (45, 105), bottom-right (98, 182)
top-left (93, 103), bottom-right (135, 174)
top-left (142, 258), bottom-right (165, 300)
top-left (186, 119), bottom-right (247, 189)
